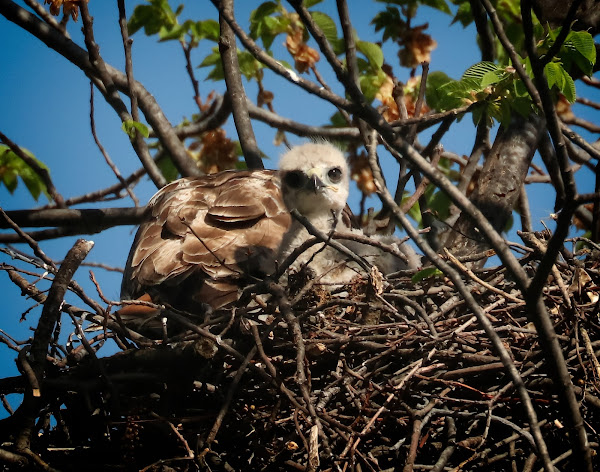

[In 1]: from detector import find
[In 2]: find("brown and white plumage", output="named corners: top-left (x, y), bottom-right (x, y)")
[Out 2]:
top-left (120, 170), bottom-right (290, 312)
top-left (120, 142), bottom-right (410, 334)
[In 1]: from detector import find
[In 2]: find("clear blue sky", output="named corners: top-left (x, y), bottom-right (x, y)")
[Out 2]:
top-left (0, 1), bottom-right (597, 415)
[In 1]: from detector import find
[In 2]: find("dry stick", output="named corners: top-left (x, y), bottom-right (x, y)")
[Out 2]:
top-left (0, 131), bottom-right (66, 208)
top-left (443, 249), bottom-right (524, 304)
top-left (431, 416), bottom-right (456, 472)
top-left (0, 1), bottom-right (197, 180)
top-left (577, 97), bottom-right (600, 111)
top-left (15, 239), bottom-right (93, 455)
top-left (79, 2), bottom-right (166, 188)
top-left (364, 135), bottom-right (554, 472)
top-left (518, 184), bottom-right (534, 233)
top-left (580, 326), bottom-right (600, 381)
top-left (89, 85), bottom-right (139, 206)
top-left (268, 283), bottom-right (334, 462)
top-left (206, 346), bottom-right (257, 444)
top-left (247, 102), bottom-right (360, 139)
top-left (217, 0), bottom-right (263, 170)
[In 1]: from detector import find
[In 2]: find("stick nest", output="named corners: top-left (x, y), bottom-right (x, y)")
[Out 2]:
top-left (3, 248), bottom-right (600, 472)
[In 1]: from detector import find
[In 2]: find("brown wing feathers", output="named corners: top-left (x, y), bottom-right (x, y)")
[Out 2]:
top-left (120, 170), bottom-right (291, 312)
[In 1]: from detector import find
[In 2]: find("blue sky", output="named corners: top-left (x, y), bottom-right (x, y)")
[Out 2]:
top-left (0, 1), bottom-right (597, 415)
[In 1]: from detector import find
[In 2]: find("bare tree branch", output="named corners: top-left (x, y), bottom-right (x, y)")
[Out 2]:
top-left (217, 0), bottom-right (263, 169)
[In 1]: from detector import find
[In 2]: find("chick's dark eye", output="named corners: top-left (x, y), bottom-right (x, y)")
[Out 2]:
top-left (284, 171), bottom-right (304, 189)
top-left (328, 167), bottom-right (343, 183)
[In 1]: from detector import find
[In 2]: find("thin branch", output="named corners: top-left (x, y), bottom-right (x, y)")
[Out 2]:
top-left (89, 84), bottom-right (139, 206)
top-left (79, 1), bottom-right (166, 188)
top-left (218, 0), bottom-right (263, 169)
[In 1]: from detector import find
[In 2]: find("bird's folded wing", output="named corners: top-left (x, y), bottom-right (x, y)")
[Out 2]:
top-left (120, 171), bottom-right (291, 304)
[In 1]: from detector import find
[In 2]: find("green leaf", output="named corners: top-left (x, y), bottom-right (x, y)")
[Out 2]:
top-left (250, 2), bottom-right (279, 39)
top-left (372, 6), bottom-right (403, 42)
top-left (462, 61), bottom-right (499, 82)
top-left (420, 0), bottom-right (451, 14)
top-left (122, 120), bottom-right (150, 139)
top-left (0, 145), bottom-right (49, 201)
top-left (480, 70), bottom-right (504, 88)
top-left (562, 30), bottom-right (596, 76)
top-left (357, 41), bottom-right (384, 70)
top-left (426, 71), bottom-right (456, 111)
top-left (199, 47), bottom-right (224, 81)
top-left (544, 61), bottom-right (564, 91)
top-left (157, 155), bottom-right (179, 182)
top-left (191, 19), bottom-right (220, 42)
top-left (565, 30), bottom-right (596, 64)
top-left (451, 1), bottom-right (473, 26)
top-left (411, 267), bottom-right (444, 283)
top-left (359, 73), bottom-right (383, 101)
top-left (304, 0), bottom-right (324, 7)
top-left (127, 0), bottom-right (181, 37)
top-left (238, 51), bottom-right (264, 80)
top-left (310, 11), bottom-right (338, 43)
top-left (562, 69), bottom-right (576, 103)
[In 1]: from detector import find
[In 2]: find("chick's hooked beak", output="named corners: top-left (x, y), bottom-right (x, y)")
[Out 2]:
top-left (305, 167), bottom-right (326, 193)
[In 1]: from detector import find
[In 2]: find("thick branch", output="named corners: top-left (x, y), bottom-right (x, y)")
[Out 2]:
top-left (445, 114), bottom-right (544, 259)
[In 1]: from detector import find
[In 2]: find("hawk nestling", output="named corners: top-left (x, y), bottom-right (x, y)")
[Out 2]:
top-left (120, 143), bottom-right (353, 321)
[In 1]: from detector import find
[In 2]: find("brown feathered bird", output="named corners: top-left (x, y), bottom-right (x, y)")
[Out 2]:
top-left (118, 142), bottom-right (353, 333)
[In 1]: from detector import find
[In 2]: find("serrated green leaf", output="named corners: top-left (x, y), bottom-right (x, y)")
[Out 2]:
top-left (2, 168), bottom-right (18, 193)
top-left (562, 70), bottom-right (576, 103)
top-left (545, 61), bottom-right (564, 91)
top-left (480, 70), bottom-right (504, 88)
top-left (411, 267), bottom-right (444, 283)
top-left (122, 120), bottom-right (150, 139)
top-left (565, 30), bottom-right (596, 64)
top-left (310, 11), bottom-right (338, 43)
top-left (238, 51), bottom-right (264, 80)
top-left (359, 73), bottom-right (383, 101)
top-left (357, 41), bottom-right (384, 70)
top-left (426, 71), bottom-right (458, 111)
top-left (462, 61), bottom-right (499, 81)
top-left (330, 111), bottom-right (348, 127)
